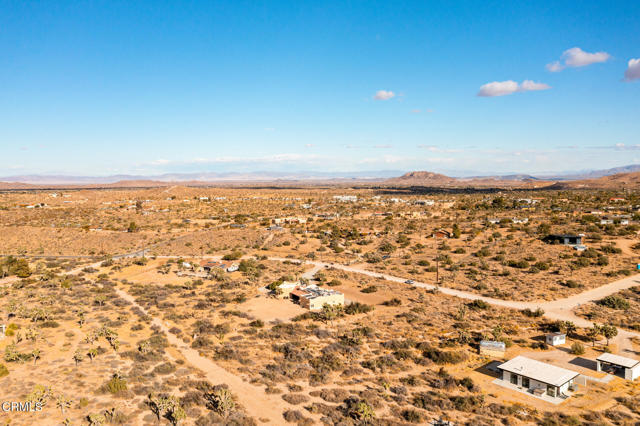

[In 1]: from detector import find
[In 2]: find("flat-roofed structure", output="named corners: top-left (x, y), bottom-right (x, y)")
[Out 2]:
top-left (498, 356), bottom-right (580, 398)
top-left (545, 332), bottom-right (566, 346)
top-left (290, 285), bottom-right (344, 311)
top-left (596, 353), bottom-right (640, 380)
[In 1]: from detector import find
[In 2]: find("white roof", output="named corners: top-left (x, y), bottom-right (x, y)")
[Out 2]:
top-left (498, 356), bottom-right (580, 387)
top-left (597, 353), bottom-right (640, 369)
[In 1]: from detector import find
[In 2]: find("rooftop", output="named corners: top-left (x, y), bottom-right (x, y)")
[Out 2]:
top-left (498, 356), bottom-right (580, 387)
top-left (597, 353), bottom-right (640, 369)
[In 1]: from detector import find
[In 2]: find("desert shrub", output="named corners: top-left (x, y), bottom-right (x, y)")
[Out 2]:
top-left (282, 393), bottom-right (309, 405)
top-left (344, 302), bottom-right (374, 315)
top-left (468, 299), bottom-right (490, 310)
top-left (382, 298), bottom-right (402, 306)
top-left (249, 319), bottom-right (264, 328)
top-left (562, 280), bottom-right (582, 288)
top-left (598, 295), bottom-right (630, 310)
top-left (422, 346), bottom-right (467, 364)
top-left (506, 259), bottom-right (529, 269)
top-left (104, 373), bottom-right (127, 395)
top-left (361, 285), bottom-right (377, 293)
top-left (0, 364), bottom-right (8, 377)
top-left (522, 307), bottom-right (545, 317)
top-left (402, 409), bottom-right (424, 423)
top-left (570, 342), bottom-right (585, 355)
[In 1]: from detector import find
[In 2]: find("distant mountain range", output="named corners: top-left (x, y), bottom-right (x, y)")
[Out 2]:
top-left (2, 164), bottom-right (640, 189)
top-left (0, 170), bottom-right (403, 185)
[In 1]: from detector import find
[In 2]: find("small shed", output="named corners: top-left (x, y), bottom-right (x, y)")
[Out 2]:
top-left (546, 332), bottom-right (566, 346)
top-left (596, 353), bottom-right (640, 380)
top-left (479, 340), bottom-right (506, 358)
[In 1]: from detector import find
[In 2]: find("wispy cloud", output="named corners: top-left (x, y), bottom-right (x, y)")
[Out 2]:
top-left (624, 58), bottom-right (640, 81)
top-left (594, 143), bottom-right (640, 151)
top-left (546, 47), bottom-right (611, 72)
top-left (373, 144), bottom-right (393, 149)
top-left (417, 145), bottom-right (462, 153)
top-left (477, 80), bottom-right (550, 97)
top-left (373, 90), bottom-right (395, 101)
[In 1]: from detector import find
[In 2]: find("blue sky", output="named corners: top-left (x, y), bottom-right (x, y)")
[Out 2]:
top-left (1, 0), bottom-right (639, 176)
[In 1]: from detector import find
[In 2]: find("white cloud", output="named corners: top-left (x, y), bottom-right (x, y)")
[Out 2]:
top-left (520, 80), bottom-right (551, 91)
top-left (305, 144), bottom-right (314, 148)
top-left (546, 47), bottom-right (611, 72)
top-left (477, 80), bottom-right (550, 97)
top-left (373, 144), bottom-right (393, 149)
top-left (624, 58), bottom-right (640, 81)
top-left (373, 90), bottom-right (395, 100)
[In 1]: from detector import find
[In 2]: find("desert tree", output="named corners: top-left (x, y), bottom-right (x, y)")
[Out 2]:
top-left (601, 324), bottom-right (618, 346)
top-left (73, 349), bottom-right (84, 366)
top-left (31, 349), bottom-right (41, 365)
top-left (205, 388), bottom-right (235, 418)
top-left (56, 394), bottom-right (72, 415)
top-left (87, 347), bottom-right (98, 362)
top-left (586, 324), bottom-right (601, 347)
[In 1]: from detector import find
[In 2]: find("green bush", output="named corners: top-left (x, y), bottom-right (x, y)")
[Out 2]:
top-left (0, 364), bottom-right (8, 377)
top-left (598, 295), bottom-right (630, 310)
top-left (570, 342), bottom-right (585, 355)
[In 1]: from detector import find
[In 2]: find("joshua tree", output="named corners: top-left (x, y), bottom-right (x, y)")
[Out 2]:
top-left (56, 394), bottom-right (72, 415)
top-left (601, 324), bottom-right (618, 346)
top-left (138, 340), bottom-right (151, 354)
top-left (87, 347), bottom-right (98, 362)
top-left (205, 388), bottom-right (235, 418)
top-left (87, 413), bottom-right (106, 425)
top-left (73, 349), bottom-right (84, 366)
top-left (31, 349), bottom-right (41, 365)
top-left (25, 327), bottom-right (39, 342)
top-left (491, 325), bottom-right (503, 341)
top-left (587, 324), bottom-right (601, 347)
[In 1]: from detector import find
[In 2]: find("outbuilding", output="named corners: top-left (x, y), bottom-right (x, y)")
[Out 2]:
top-left (545, 332), bottom-right (566, 346)
top-left (497, 356), bottom-right (580, 398)
top-left (596, 353), bottom-right (640, 380)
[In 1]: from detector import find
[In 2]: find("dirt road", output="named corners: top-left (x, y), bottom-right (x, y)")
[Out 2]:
top-left (112, 286), bottom-right (293, 423)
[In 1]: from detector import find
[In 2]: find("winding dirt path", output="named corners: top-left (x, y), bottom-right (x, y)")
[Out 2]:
top-left (112, 285), bottom-right (292, 423)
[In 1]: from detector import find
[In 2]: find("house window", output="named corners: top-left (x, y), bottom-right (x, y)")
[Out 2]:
top-left (546, 385), bottom-right (556, 397)
top-left (522, 377), bottom-right (530, 388)
top-left (510, 374), bottom-right (518, 385)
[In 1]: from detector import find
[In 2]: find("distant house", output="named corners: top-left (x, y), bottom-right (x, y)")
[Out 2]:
top-left (479, 340), bottom-right (506, 358)
top-left (596, 353), bottom-right (640, 380)
top-left (487, 218), bottom-right (501, 224)
top-left (432, 229), bottom-right (451, 239)
top-left (545, 332), bottom-right (566, 346)
top-left (543, 234), bottom-right (583, 245)
top-left (267, 225), bottom-right (284, 231)
top-left (497, 356), bottom-right (580, 398)
top-left (289, 285), bottom-right (345, 311)
top-left (512, 217), bottom-right (529, 224)
top-left (600, 219), bottom-right (614, 225)
top-left (200, 260), bottom-right (239, 273)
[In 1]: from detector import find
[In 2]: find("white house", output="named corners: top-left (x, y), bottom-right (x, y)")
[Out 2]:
top-left (596, 353), bottom-right (640, 380)
top-left (545, 332), bottom-right (566, 346)
top-left (497, 356), bottom-right (579, 398)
